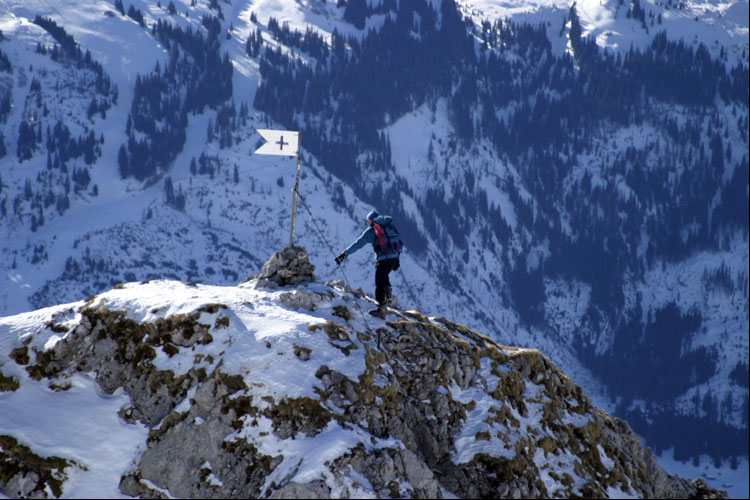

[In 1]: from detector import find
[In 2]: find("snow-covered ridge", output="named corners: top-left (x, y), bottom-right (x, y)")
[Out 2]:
top-left (0, 249), bottom-right (725, 498)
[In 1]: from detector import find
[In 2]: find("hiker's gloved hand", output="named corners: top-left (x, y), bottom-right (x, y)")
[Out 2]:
top-left (335, 252), bottom-right (347, 265)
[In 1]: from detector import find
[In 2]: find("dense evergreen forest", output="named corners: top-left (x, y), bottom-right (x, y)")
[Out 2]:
top-left (252, 0), bottom-right (749, 461)
top-left (118, 13), bottom-right (233, 181)
top-left (0, 17), bottom-right (117, 231)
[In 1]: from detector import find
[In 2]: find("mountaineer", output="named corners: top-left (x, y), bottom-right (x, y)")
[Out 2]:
top-left (335, 209), bottom-right (402, 318)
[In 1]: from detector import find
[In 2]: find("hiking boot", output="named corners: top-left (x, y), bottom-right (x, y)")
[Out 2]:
top-left (368, 305), bottom-right (387, 319)
top-left (385, 287), bottom-right (397, 307)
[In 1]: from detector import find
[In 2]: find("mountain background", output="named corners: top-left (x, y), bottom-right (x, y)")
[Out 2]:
top-left (0, 0), bottom-right (747, 495)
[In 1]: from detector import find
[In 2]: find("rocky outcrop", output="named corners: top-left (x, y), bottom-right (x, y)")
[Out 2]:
top-left (0, 435), bottom-right (75, 499)
top-left (11, 301), bottom-right (219, 427)
top-left (119, 373), bottom-right (281, 499)
top-left (0, 256), bottom-right (727, 499)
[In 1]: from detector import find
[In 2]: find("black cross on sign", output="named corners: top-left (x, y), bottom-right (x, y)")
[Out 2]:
top-left (276, 136), bottom-right (288, 150)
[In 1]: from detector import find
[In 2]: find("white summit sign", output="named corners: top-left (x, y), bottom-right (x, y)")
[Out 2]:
top-left (255, 128), bottom-right (304, 247)
top-left (255, 129), bottom-right (299, 156)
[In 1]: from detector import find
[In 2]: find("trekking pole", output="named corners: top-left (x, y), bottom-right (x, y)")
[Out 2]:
top-left (294, 191), bottom-right (377, 343)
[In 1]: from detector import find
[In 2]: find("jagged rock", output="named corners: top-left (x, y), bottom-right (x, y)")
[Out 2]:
top-left (0, 435), bottom-right (73, 499)
top-left (132, 375), bottom-right (282, 498)
top-left (271, 480), bottom-right (330, 499)
top-left (279, 289), bottom-right (332, 311)
top-left (3, 472), bottom-right (42, 499)
top-left (24, 304), bottom-right (210, 427)
top-left (333, 446), bottom-right (441, 498)
top-left (252, 246), bottom-right (316, 288)
top-left (399, 448), bottom-right (441, 497)
top-left (0, 280), bottom-right (729, 499)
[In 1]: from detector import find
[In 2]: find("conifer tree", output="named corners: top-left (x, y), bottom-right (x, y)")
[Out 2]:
top-left (118, 144), bottom-right (129, 178)
top-left (344, 0), bottom-right (367, 29)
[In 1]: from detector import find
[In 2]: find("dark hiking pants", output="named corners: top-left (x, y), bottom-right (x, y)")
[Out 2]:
top-left (375, 258), bottom-right (399, 306)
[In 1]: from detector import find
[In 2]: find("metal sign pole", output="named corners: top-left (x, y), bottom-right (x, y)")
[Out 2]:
top-left (289, 129), bottom-right (302, 248)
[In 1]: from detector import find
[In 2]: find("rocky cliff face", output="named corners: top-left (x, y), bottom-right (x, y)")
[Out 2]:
top-left (0, 249), bottom-right (725, 499)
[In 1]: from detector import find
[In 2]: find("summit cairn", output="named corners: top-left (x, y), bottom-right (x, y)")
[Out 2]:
top-left (252, 246), bottom-right (316, 288)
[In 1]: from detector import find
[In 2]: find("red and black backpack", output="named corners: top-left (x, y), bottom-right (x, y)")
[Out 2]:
top-left (372, 220), bottom-right (403, 255)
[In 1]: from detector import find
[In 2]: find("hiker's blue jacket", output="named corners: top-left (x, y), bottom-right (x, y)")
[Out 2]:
top-left (343, 215), bottom-right (400, 261)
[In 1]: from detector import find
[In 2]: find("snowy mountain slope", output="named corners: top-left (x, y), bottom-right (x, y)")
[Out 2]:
top-left (0, 256), bottom-right (728, 498)
top-left (0, 0), bottom-right (748, 485)
top-left (457, 0), bottom-right (749, 64)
